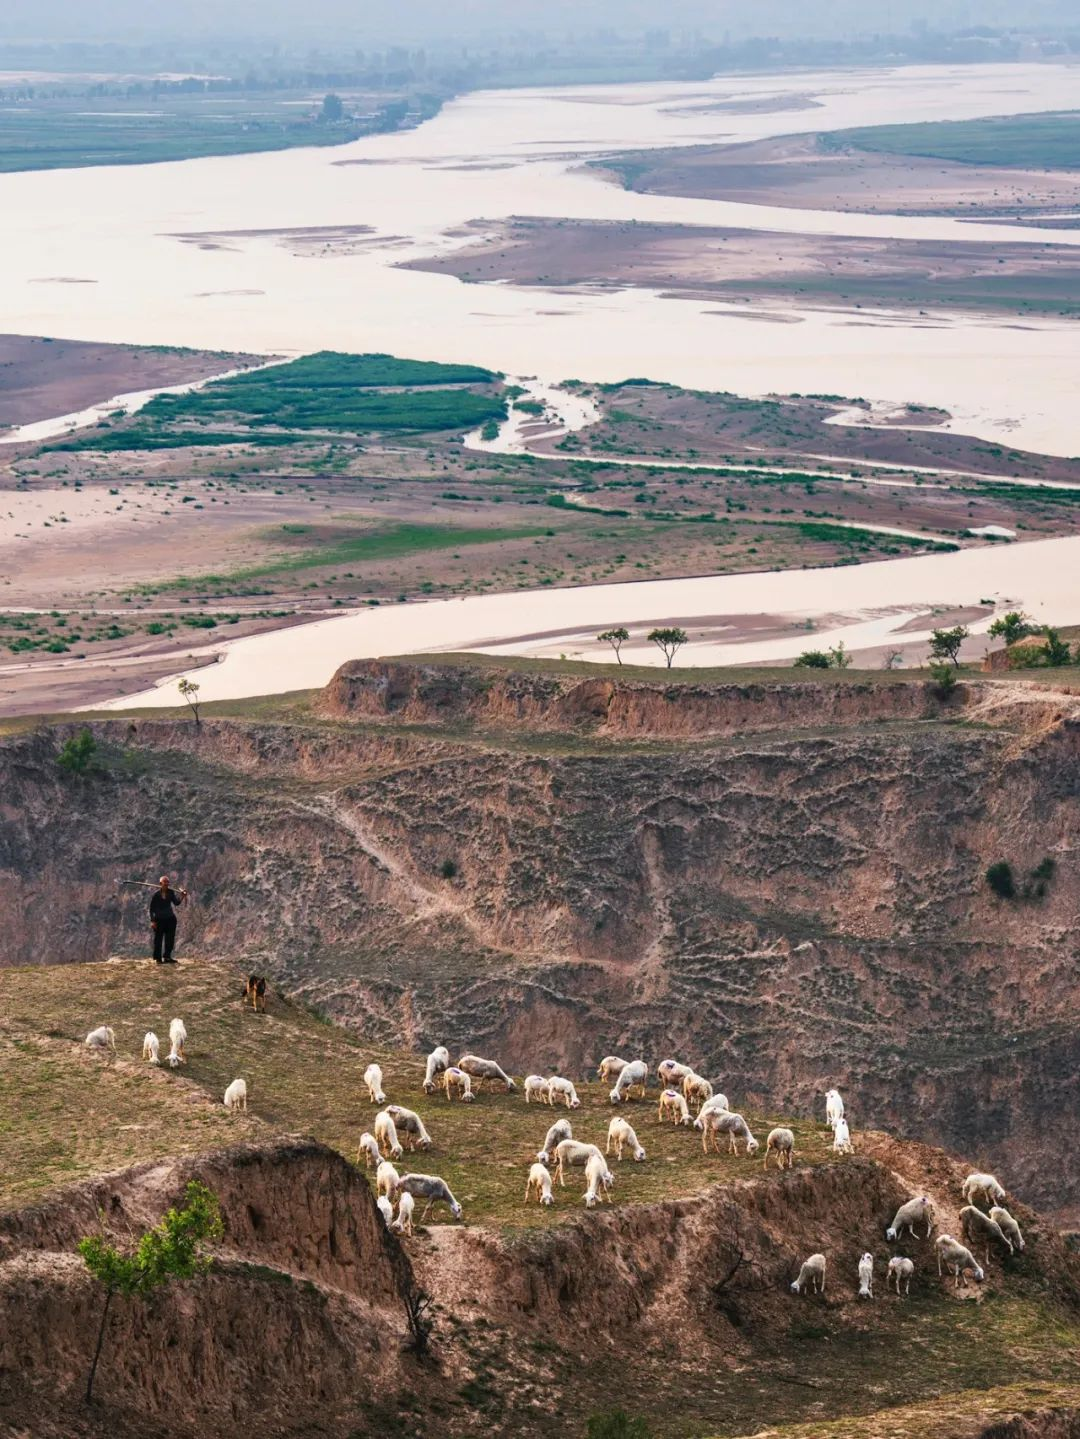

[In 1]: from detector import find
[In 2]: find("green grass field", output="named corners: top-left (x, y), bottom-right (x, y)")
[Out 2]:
top-left (823, 111), bottom-right (1080, 169)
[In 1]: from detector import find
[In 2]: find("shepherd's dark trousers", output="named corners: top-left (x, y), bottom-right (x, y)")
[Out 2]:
top-left (153, 918), bottom-right (177, 962)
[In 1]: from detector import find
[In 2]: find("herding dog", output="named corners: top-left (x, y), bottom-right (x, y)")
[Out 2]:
top-left (242, 974), bottom-right (267, 1013)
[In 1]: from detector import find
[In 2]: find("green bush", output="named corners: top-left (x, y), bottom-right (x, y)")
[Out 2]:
top-left (986, 862), bottom-right (1016, 900)
top-left (794, 650), bottom-right (831, 669)
top-left (57, 729), bottom-right (97, 776)
top-left (440, 859), bottom-right (458, 880)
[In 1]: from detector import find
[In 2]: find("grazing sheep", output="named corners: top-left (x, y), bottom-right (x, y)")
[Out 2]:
top-left (85, 1025), bottom-right (116, 1053)
top-left (960, 1205), bottom-right (1013, 1266)
top-left (693, 1093), bottom-right (731, 1129)
top-left (423, 1045), bottom-right (450, 1094)
top-left (374, 1110), bottom-right (404, 1161)
top-left (682, 1072), bottom-right (713, 1106)
top-left (791, 1253), bottom-right (826, 1295)
top-left (597, 1056), bottom-right (628, 1083)
top-left (141, 1031), bottom-right (160, 1065)
top-left (223, 1078), bottom-right (247, 1112)
top-left (887, 1256), bottom-right (914, 1295)
top-left (537, 1118), bottom-right (572, 1165)
top-left (386, 1105), bottom-right (432, 1152)
top-left (524, 1075), bottom-right (551, 1105)
top-left (583, 1152), bottom-right (615, 1208)
top-left (990, 1206), bottom-right (1025, 1254)
top-left (825, 1089), bottom-right (844, 1129)
top-left (377, 1195), bottom-right (394, 1226)
top-left (936, 1234), bottom-right (985, 1288)
top-left (764, 1127), bottom-right (795, 1171)
top-left (962, 1172), bottom-right (1007, 1209)
top-left (858, 1252), bottom-right (874, 1299)
top-left (702, 1110), bottom-right (759, 1157)
top-left (376, 1160), bottom-right (400, 1200)
top-left (363, 1063), bottom-right (386, 1104)
top-left (167, 1018), bottom-right (187, 1067)
top-left (832, 1118), bottom-right (853, 1155)
top-left (553, 1139), bottom-right (604, 1188)
top-left (658, 1088), bottom-right (692, 1126)
top-left (356, 1132), bottom-right (381, 1170)
top-left (392, 1192), bottom-right (415, 1237)
top-left (439, 1066), bottom-right (474, 1102)
top-left (396, 1173), bottom-right (463, 1222)
top-left (525, 1162), bottom-right (555, 1206)
top-left (458, 1054), bottom-right (516, 1092)
top-left (886, 1195), bottom-right (934, 1242)
top-left (609, 1059), bottom-right (648, 1104)
top-left (657, 1058), bottom-right (693, 1090)
top-left (547, 1076), bottom-right (581, 1110)
top-left (606, 1116), bottom-right (646, 1162)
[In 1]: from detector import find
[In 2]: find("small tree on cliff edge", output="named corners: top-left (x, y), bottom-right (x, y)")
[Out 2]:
top-left (647, 627), bottom-right (687, 669)
top-left (78, 1181), bottom-right (222, 1404)
top-left (178, 677), bottom-right (201, 727)
top-left (928, 625), bottom-right (968, 668)
top-left (597, 627), bottom-right (629, 665)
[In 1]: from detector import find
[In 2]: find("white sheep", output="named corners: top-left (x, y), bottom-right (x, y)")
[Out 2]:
top-left (702, 1110), bottom-right (758, 1157)
top-left (223, 1078), bottom-right (247, 1112)
top-left (764, 1127), bottom-right (795, 1171)
top-left (693, 1093), bottom-right (730, 1129)
top-left (458, 1054), bottom-right (516, 1092)
top-left (887, 1256), bottom-right (914, 1295)
top-left (609, 1059), bottom-right (648, 1104)
top-left (439, 1066), bottom-right (474, 1102)
top-left (989, 1206), bottom-right (1025, 1254)
top-left (363, 1063), bottom-right (387, 1104)
top-left (858, 1252), bottom-right (874, 1299)
top-left (547, 1076), bottom-right (581, 1110)
top-left (962, 1172), bottom-right (1007, 1208)
top-left (396, 1173), bottom-right (463, 1221)
top-left (377, 1195), bottom-right (394, 1226)
top-left (537, 1118), bottom-right (572, 1164)
top-left (657, 1088), bottom-right (691, 1126)
top-left (597, 1056), bottom-right (627, 1083)
top-left (682, 1072), bottom-right (713, 1106)
top-left (423, 1045), bottom-right (450, 1094)
top-left (141, 1031), bottom-right (160, 1065)
top-left (960, 1205), bottom-right (1013, 1265)
top-left (936, 1234), bottom-right (984, 1288)
top-left (392, 1191), bottom-right (415, 1236)
top-left (657, 1058), bottom-right (693, 1089)
top-left (525, 1162), bottom-right (555, 1206)
top-left (583, 1152), bottom-right (615, 1208)
top-left (374, 1110), bottom-right (404, 1160)
top-left (886, 1195), bottom-right (934, 1242)
top-left (553, 1139), bottom-right (604, 1187)
top-left (524, 1075), bottom-right (551, 1104)
top-left (791, 1253), bottom-right (826, 1295)
top-left (825, 1088), bottom-right (844, 1129)
top-left (386, 1104), bottom-right (432, 1152)
top-left (606, 1116), bottom-right (646, 1162)
top-left (376, 1160), bottom-right (400, 1200)
top-left (167, 1017), bottom-right (187, 1067)
top-left (356, 1132), bottom-right (381, 1169)
top-left (832, 1118), bottom-right (853, 1155)
top-left (85, 1025), bottom-right (116, 1053)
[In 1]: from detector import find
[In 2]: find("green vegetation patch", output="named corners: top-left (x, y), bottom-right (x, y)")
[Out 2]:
top-left (822, 111), bottom-right (1080, 169)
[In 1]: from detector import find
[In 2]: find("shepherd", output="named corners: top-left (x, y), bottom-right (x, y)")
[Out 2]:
top-left (149, 875), bottom-right (188, 964)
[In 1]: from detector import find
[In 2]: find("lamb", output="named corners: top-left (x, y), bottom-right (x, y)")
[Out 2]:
top-left (886, 1195), bottom-right (934, 1242)
top-left (376, 1160), bottom-right (400, 1200)
top-left (962, 1172), bottom-right (1007, 1209)
top-left (682, 1072), bottom-right (713, 1107)
top-left (377, 1195), bottom-right (394, 1226)
top-left (764, 1127), bottom-right (795, 1171)
top-left (553, 1139), bottom-right (604, 1188)
top-left (989, 1206), bottom-right (1025, 1255)
top-left (936, 1234), bottom-right (985, 1288)
top-left (597, 1056), bottom-right (628, 1083)
top-left (392, 1192), bottom-right (415, 1237)
top-left (583, 1152), bottom-right (615, 1208)
top-left (439, 1066), bottom-right (474, 1102)
top-left (702, 1110), bottom-right (759, 1157)
top-left (141, 1031), bottom-right (160, 1065)
top-left (386, 1104), bottom-right (432, 1152)
top-left (356, 1132), bottom-right (381, 1170)
top-left (609, 1059), bottom-right (648, 1103)
top-left (458, 1054), bottom-right (516, 1092)
top-left (363, 1063), bottom-right (387, 1104)
top-left (858, 1252), bottom-right (874, 1299)
top-left (167, 1017), bottom-right (187, 1067)
top-left (374, 1110), bottom-right (404, 1160)
top-left (85, 1025), bottom-right (116, 1053)
top-left (606, 1116), bottom-right (646, 1162)
top-left (657, 1088), bottom-right (691, 1126)
top-left (960, 1205), bottom-right (1013, 1266)
top-left (825, 1088), bottom-right (844, 1129)
top-left (423, 1045), bottom-right (450, 1094)
top-left (537, 1118), bottom-right (572, 1164)
top-left (525, 1162), bottom-right (555, 1206)
top-left (832, 1118), bottom-right (853, 1155)
top-left (887, 1256), bottom-right (914, 1295)
top-left (524, 1075), bottom-right (551, 1104)
top-left (223, 1078), bottom-right (247, 1112)
top-left (791, 1253), bottom-right (826, 1295)
top-left (396, 1173), bottom-right (463, 1221)
top-left (693, 1093), bottom-right (730, 1129)
top-left (657, 1058), bottom-right (693, 1089)
top-left (546, 1076), bottom-right (581, 1110)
